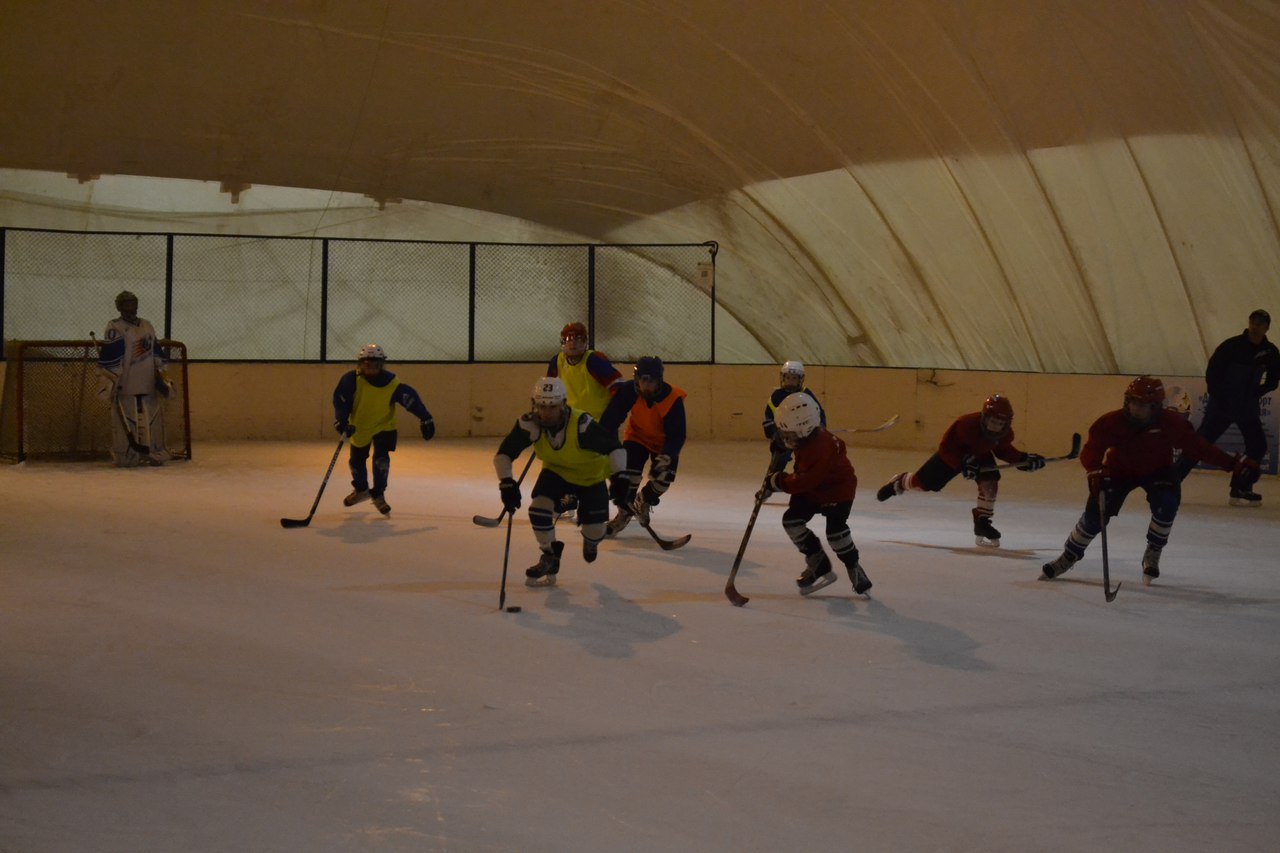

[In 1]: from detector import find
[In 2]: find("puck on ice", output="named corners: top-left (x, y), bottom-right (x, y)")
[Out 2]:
top-left (505, 605), bottom-right (522, 613)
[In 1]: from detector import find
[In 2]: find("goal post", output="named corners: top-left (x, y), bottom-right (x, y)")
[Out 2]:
top-left (0, 339), bottom-right (191, 463)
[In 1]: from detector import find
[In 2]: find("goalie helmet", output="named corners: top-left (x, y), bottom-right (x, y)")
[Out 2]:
top-left (531, 376), bottom-right (567, 407)
top-left (1164, 385), bottom-right (1192, 417)
top-left (1124, 375), bottom-right (1165, 406)
top-left (357, 343), bottom-right (387, 361)
top-left (115, 290), bottom-right (138, 309)
top-left (775, 392), bottom-right (822, 448)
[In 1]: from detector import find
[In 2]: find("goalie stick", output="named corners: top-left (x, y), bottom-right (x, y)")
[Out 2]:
top-left (831, 414), bottom-right (899, 434)
top-left (115, 397), bottom-right (155, 456)
top-left (280, 435), bottom-right (348, 529)
top-left (725, 466), bottom-right (774, 607)
top-left (473, 454), bottom-right (536, 527)
top-left (978, 433), bottom-right (1082, 472)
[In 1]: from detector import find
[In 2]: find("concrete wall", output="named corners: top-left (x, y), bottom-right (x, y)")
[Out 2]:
top-left (184, 362), bottom-right (1193, 453)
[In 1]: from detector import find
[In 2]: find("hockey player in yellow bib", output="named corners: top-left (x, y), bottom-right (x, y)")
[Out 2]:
top-left (494, 377), bottom-right (630, 587)
top-left (332, 344), bottom-right (435, 516)
top-left (544, 321), bottom-right (624, 516)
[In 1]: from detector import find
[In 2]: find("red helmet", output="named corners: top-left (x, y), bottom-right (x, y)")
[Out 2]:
top-left (1124, 375), bottom-right (1165, 406)
top-left (982, 394), bottom-right (1014, 421)
top-left (560, 322), bottom-right (587, 341)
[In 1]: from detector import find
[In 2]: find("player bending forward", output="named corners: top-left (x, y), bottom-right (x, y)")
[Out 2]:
top-left (757, 393), bottom-right (872, 596)
top-left (600, 356), bottom-right (688, 536)
top-left (877, 394), bottom-right (1046, 547)
top-left (495, 377), bottom-right (629, 587)
top-left (1042, 376), bottom-right (1258, 586)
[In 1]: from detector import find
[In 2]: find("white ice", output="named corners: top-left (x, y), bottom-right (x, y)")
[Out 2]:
top-left (2, 440), bottom-right (1277, 852)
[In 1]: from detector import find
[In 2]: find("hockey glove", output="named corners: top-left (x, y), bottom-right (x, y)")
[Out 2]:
top-left (609, 472), bottom-right (634, 512)
top-left (419, 418), bottom-right (435, 441)
top-left (1017, 453), bottom-right (1046, 472)
top-left (154, 372), bottom-right (173, 398)
top-left (1087, 468), bottom-right (1111, 498)
top-left (95, 375), bottom-right (115, 401)
top-left (651, 453), bottom-right (675, 486)
top-left (755, 472), bottom-right (782, 502)
top-left (1231, 455), bottom-right (1260, 477)
top-left (960, 456), bottom-right (981, 480)
top-left (334, 419), bottom-right (356, 437)
top-left (499, 477), bottom-right (521, 512)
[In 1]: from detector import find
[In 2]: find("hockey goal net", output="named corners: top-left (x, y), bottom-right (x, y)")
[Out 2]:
top-left (0, 340), bottom-right (191, 463)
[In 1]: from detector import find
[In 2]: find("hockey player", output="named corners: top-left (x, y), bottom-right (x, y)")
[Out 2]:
top-left (332, 344), bottom-right (435, 515)
top-left (756, 393), bottom-right (871, 596)
top-left (1176, 309), bottom-right (1278, 506)
top-left (1043, 376), bottom-right (1258, 585)
top-left (545, 321), bottom-right (624, 518)
top-left (599, 356), bottom-right (687, 536)
top-left (876, 395), bottom-right (1046, 547)
top-left (762, 360), bottom-right (826, 471)
top-left (97, 290), bottom-right (168, 467)
top-left (545, 322), bottom-right (624, 421)
top-left (494, 377), bottom-right (629, 587)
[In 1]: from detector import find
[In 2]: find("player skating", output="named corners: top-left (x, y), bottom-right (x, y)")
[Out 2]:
top-left (756, 393), bottom-right (872, 596)
top-left (1042, 376), bottom-right (1258, 586)
top-left (876, 395), bottom-right (1046, 547)
top-left (1175, 309), bottom-right (1278, 507)
top-left (762, 360), bottom-right (826, 472)
top-left (332, 344), bottom-right (435, 515)
top-left (494, 377), bottom-right (629, 587)
top-left (97, 290), bottom-right (169, 467)
top-left (599, 356), bottom-right (688, 540)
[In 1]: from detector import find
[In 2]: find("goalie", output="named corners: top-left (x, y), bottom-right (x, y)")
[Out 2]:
top-left (97, 290), bottom-right (169, 467)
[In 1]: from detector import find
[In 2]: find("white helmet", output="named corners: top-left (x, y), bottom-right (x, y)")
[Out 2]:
top-left (531, 376), bottom-right (567, 407)
top-left (781, 360), bottom-right (805, 378)
top-left (358, 343), bottom-right (386, 361)
top-left (775, 392), bottom-right (822, 447)
top-left (1164, 385), bottom-right (1192, 416)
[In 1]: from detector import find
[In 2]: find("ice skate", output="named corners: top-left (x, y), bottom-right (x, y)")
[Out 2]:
top-left (1141, 545), bottom-right (1161, 586)
top-left (877, 473), bottom-right (905, 502)
top-left (1229, 488), bottom-right (1262, 508)
top-left (525, 541), bottom-right (565, 587)
top-left (1042, 551), bottom-right (1077, 579)
top-left (605, 508), bottom-right (633, 538)
top-left (344, 489), bottom-right (371, 506)
top-left (796, 552), bottom-right (836, 596)
top-left (973, 509), bottom-right (1001, 548)
top-left (583, 537), bottom-right (599, 564)
top-left (848, 562), bottom-right (872, 595)
top-left (371, 493), bottom-right (391, 515)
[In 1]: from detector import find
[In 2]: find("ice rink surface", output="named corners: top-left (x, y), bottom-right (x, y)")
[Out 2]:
top-left (2, 439), bottom-right (1278, 852)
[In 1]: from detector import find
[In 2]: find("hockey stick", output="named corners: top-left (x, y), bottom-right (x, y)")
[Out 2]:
top-left (498, 508), bottom-right (516, 611)
top-left (725, 467), bottom-right (774, 607)
top-left (831, 414), bottom-right (899, 434)
top-left (280, 435), bottom-right (347, 528)
top-left (473, 454), bottom-right (536, 527)
top-left (638, 519), bottom-right (692, 550)
top-left (979, 433), bottom-right (1082, 472)
top-left (1098, 488), bottom-right (1120, 602)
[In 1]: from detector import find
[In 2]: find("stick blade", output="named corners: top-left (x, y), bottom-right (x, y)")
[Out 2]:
top-left (472, 514), bottom-right (504, 528)
top-left (280, 517), bottom-right (311, 529)
top-left (725, 583), bottom-right (749, 607)
top-left (1105, 581), bottom-right (1121, 603)
top-left (658, 534), bottom-right (693, 550)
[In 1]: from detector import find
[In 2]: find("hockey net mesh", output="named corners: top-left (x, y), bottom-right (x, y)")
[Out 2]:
top-left (0, 340), bottom-right (191, 463)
